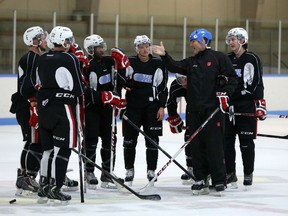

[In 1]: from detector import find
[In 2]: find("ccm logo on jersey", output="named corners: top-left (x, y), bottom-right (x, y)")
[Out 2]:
top-left (55, 93), bottom-right (75, 98)
top-left (240, 131), bottom-right (254, 135)
top-left (53, 135), bottom-right (65, 141)
top-left (150, 127), bottom-right (162, 131)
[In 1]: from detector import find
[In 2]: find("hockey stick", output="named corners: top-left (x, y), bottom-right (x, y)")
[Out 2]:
top-left (257, 133), bottom-right (288, 139)
top-left (140, 107), bottom-right (220, 193)
top-left (110, 62), bottom-right (118, 175)
top-left (76, 98), bottom-right (85, 203)
top-left (107, 62), bottom-right (125, 191)
top-left (226, 111), bottom-right (288, 119)
top-left (77, 134), bottom-right (85, 203)
top-left (80, 95), bottom-right (87, 194)
top-left (81, 119), bottom-right (87, 194)
top-left (122, 113), bottom-right (196, 181)
top-left (72, 148), bottom-right (161, 201)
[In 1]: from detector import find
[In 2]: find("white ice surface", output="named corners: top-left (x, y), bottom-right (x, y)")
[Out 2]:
top-left (0, 118), bottom-right (288, 216)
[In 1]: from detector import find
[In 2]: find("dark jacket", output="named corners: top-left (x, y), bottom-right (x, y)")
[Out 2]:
top-left (161, 49), bottom-right (238, 112)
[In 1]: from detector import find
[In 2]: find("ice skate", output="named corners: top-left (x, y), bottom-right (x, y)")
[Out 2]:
top-left (147, 170), bottom-right (157, 186)
top-left (15, 168), bottom-right (24, 188)
top-left (85, 172), bottom-right (98, 190)
top-left (214, 183), bottom-right (225, 196)
top-left (181, 167), bottom-right (195, 185)
top-left (226, 172), bottom-right (238, 189)
top-left (37, 176), bottom-right (49, 204)
top-left (62, 175), bottom-right (79, 192)
top-left (100, 173), bottom-right (123, 189)
top-left (15, 168), bottom-right (26, 197)
top-left (124, 168), bottom-right (134, 186)
top-left (47, 185), bottom-right (71, 205)
top-left (15, 188), bottom-right (37, 198)
top-left (21, 176), bottom-right (39, 192)
top-left (243, 174), bottom-right (253, 191)
top-left (191, 179), bottom-right (209, 195)
top-left (16, 175), bottom-right (39, 197)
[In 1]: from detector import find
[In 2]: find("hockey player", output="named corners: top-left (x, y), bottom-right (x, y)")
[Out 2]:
top-left (11, 26), bottom-right (47, 196)
top-left (121, 35), bottom-right (168, 186)
top-left (82, 34), bottom-right (128, 189)
top-left (36, 26), bottom-right (85, 202)
top-left (225, 27), bottom-right (266, 189)
top-left (152, 28), bottom-right (238, 195)
top-left (166, 74), bottom-right (195, 184)
top-left (37, 33), bottom-right (81, 192)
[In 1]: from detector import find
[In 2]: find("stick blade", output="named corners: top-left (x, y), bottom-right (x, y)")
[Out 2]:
top-left (258, 133), bottom-right (288, 139)
top-left (139, 194), bottom-right (161, 201)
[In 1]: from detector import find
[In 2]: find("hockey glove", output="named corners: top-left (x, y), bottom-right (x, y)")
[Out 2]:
top-left (216, 92), bottom-right (229, 113)
top-left (76, 51), bottom-right (89, 69)
top-left (70, 45), bottom-right (90, 69)
top-left (111, 47), bottom-right (130, 69)
top-left (78, 54), bottom-right (89, 69)
top-left (29, 104), bottom-right (38, 129)
top-left (255, 99), bottom-right (267, 120)
top-left (69, 44), bottom-right (76, 54)
top-left (101, 91), bottom-right (127, 109)
top-left (166, 114), bottom-right (184, 134)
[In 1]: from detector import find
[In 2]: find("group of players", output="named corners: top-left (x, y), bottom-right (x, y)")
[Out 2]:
top-left (156, 27), bottom-right (266, 195)
top-left (10, 24), bottom-right (266, 203)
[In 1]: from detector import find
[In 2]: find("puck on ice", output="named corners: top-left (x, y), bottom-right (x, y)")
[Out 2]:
top-left (9, 199), bottom-right (16, 204)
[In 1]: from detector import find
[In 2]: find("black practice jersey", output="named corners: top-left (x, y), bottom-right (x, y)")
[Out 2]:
top-left (227, 50), bottom-right (264, 104)
top-left (161, 49), bottom-right (238, 112)
top-left (167, 79), bottom-right (187, 116)
top-left (18, 51), bottom-right (39, 100)
top-left (84, 55), bottom-right (123, 107)
top-left (36, 50), bottom-right (84, 105)
top-left (124, 54), bottom-right (168, 109)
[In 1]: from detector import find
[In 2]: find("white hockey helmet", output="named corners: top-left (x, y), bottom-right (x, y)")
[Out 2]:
top-left (226, 27), bottom-right (248, 45)
top-left (23, 26), bottom-right (45, 46)
top-left (134, 35), bottom-right (151, 47)
top-left (49, 26), bottom-right (74, 49)
top-left (134, 35), bottom-right (151, 53)
top-left (83, 34), bottom-right (107, 56)
top-left (46, 33), bottom-right (54, 50)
